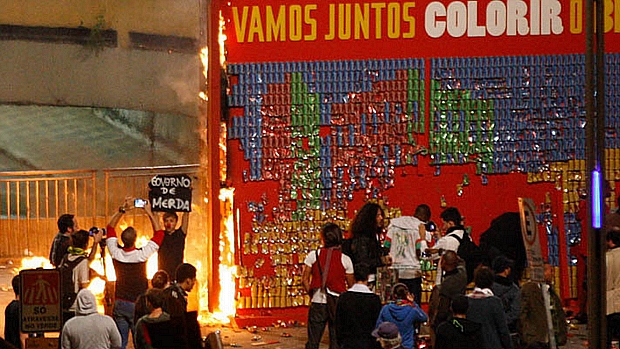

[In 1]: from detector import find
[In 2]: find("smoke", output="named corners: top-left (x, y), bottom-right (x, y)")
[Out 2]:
top-left (160, 59), bottom-right (201, 107)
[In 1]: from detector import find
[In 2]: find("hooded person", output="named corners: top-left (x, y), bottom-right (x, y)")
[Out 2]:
top-left (376, 283), bottom-right (428, 349)
top-left (61, 289), bottom-right (122, 349)
top-left (434, 295), bottom-right (485, 349)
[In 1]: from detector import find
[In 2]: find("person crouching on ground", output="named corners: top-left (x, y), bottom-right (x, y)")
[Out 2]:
top-left (376, 283), bottom-right (428, 349)
top-left (61, 289), bottom-right (121, 349)
top-left (302, 223), bottom-right (355, 349)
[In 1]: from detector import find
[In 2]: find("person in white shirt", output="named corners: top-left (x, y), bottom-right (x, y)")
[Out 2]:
top-left (302, 223), bottom-right (354, 349)
top-left (386, 204), bottom-right (432, 305)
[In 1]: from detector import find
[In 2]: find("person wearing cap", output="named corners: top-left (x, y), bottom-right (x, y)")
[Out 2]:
top-left (373, 322), bottom-right (406, 349)
top-left (491, 255), bottom-right (521, 334)
top-left (376, 283), bottom-right (427, 349)
top-left (434, 295), bottom-right (484, 349)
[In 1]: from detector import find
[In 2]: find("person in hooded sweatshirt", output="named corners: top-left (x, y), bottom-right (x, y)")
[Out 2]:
top-left (435, 295), bottom-right (484, 349)
top-left (61, 289), bottom-right (121, 349)
top-left (376, 283), bottom-right (428, 349)
top-left (385, 204), bottom-right (432, 305)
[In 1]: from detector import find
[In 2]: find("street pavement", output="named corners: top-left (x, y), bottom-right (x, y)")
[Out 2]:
top-left (202, 319), bottom-right (589, 349)
top-left (0, 259), bottom-right (590, 349)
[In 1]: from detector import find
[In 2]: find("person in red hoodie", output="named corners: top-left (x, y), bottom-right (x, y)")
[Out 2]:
top-left (302, 223), bottom-right (355, 349)
top-left (106, 197), bottom-right (164, 349)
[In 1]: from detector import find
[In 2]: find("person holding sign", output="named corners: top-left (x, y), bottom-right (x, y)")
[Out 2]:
top-left (148, 174), bottom-right (193, 278)
top-left (158, 211), bottom-right (190, 278)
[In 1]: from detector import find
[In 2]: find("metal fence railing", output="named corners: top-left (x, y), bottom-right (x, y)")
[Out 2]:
top-left (0, 165), bottom-right (203, 258)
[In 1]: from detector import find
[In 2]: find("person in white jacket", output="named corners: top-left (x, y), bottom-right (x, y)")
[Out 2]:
top-left (62, 289), bottom-right (121, 349)
top-left (385, 204), bottom-right (432, 305)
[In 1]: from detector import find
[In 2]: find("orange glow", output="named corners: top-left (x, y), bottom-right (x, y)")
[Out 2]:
top-left (20, 256), bottom-right (53, 270)
top-left (201, 188), bottom-right (236, 325)
top-left (199, 47), bottom-right (209, 102)
top-left (219, 10), bottom-right (227, 67)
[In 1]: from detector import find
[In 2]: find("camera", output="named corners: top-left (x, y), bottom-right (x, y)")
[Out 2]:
top-left (89, 226), bottom-right (106, 238)
top-left (134, 198), bottom-right (147, 208)
top-left (425, 220), bottom-right (437, 232)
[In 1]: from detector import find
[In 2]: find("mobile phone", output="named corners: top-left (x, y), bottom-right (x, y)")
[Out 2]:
top-left (134, 199), bottom-right (147, 208)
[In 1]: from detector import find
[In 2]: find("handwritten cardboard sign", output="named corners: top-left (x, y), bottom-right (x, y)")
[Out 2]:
top-left (148, 174), bottom-right (192, 212)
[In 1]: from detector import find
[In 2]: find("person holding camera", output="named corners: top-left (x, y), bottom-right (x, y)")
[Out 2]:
top-left (385, 204), bottom-right (432, 306)
top-left (106, 197), bottom-right (164, 349)
top-left (60, 229), bottom-right (103, 324)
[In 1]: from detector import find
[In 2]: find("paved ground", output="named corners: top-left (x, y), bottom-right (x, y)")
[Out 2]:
top-left (1, 259), bottom-right (590, 349)
top-left (202, 320), bottom-right (589, 349)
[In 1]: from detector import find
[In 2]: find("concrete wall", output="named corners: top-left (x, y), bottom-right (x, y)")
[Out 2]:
top-left (0, 0), bottom-right (201, 47)
top-left (0, 40), bottom-right (201, 116)
top-left (0, 0), bottom-right (204, 116)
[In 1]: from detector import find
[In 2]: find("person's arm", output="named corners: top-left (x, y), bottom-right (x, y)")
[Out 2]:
top-left (493, 298), bottom-right (513, 349)
top-left (108, 197), bottom-right (133, 229)
top-left (345, 274), bottom-right (355, 289)
top-left (87, 230), bottom-right (103, 262)
top-left (302, 264), bottom-right (313, 294)
top-left (19, 332), bottom-right (28, 349)
top-left (180, 212), bottom-right (189, 235)
top-left (144, 201), bottom-right (162, 232)
top-left (108, 317), bottom-right (122, 349)
top-left (61, 327), bottom-right (71, 349)
top-left (342, 254), bottom-right (355, 289)
top-left (77, 259), bottom-right (90, 290)
top-left (505, 286), bottom-right (522, 328)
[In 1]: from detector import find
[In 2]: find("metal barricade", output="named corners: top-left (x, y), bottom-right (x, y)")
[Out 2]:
top-left (0, 165), bottom-right (202, 258)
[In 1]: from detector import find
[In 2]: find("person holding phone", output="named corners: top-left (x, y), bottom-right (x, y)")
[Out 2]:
top-left (106, 197), bottom-right (164, 349)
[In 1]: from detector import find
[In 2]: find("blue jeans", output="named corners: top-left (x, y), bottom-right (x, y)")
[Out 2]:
top-left (113, 299), bottom-right (136, 349)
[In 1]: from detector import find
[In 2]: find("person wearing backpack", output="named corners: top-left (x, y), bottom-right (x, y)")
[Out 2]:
top-left (429, 207), bottom-right (468, 285)
top-left (60, 229), bottom-right (102, 324)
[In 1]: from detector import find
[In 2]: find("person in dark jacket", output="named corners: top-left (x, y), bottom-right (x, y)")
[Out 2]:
top-left (342, 203), bottom-right (391, 288)
top-left (335, 263), bottom-right (382, 349)
top-left (376, 283), bottom-right (428, 349)
top-left (428, 251), bottom-right (468, 331)
top-left (467, 266), bottom-right (513, 349)
top-left (133, 270), bottom-right (170, 325)
top-left (435, 295), bottom-right (484, 349)
top-left (491, 255), bottom-right (521, 333)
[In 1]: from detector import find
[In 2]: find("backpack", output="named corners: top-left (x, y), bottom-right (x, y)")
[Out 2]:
top-left (449, 231), bottom-right (484, 283)
top-left (59, 255), bottom-right (86, 310)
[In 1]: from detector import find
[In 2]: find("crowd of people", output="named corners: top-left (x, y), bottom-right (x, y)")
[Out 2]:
top-left (5, 194), bottom-right (620, 349)
top-left (3, 196), bottom-right (195, 349)
top-left (301, 202), bottom-right (595, 349)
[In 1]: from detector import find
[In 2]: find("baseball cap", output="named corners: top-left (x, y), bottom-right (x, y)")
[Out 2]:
top-left (372, 322), bottom-right (400, 339)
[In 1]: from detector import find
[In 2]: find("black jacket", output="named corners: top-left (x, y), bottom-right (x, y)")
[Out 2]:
top-left (435, 317), bottom-right (485, 349)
